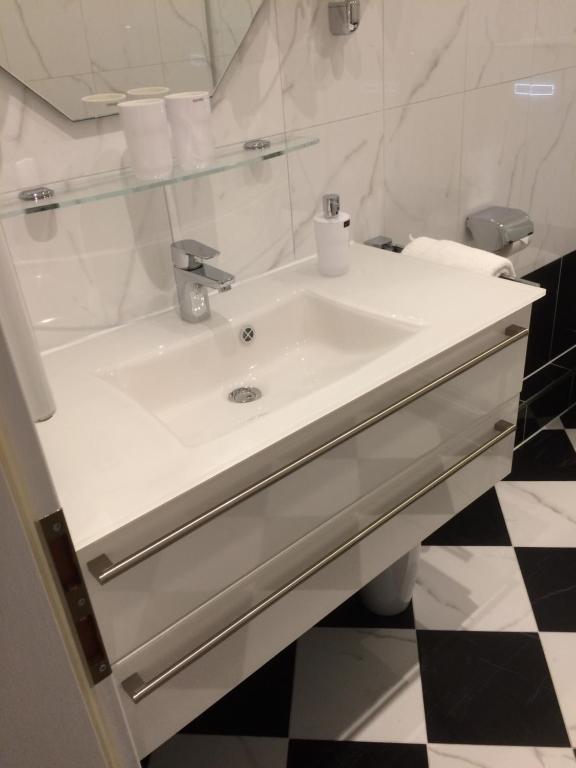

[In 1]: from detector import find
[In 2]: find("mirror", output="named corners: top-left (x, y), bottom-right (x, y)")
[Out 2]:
top-left (0, 0), bottom-right (264, 121)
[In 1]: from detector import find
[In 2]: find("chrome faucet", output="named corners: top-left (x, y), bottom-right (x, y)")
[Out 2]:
top-left (171, 239), bottom-right (234, 323)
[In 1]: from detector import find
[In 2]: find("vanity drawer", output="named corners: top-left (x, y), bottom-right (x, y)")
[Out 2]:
top-left (113, 402), bottom-right (517, 758)
top-left (80, 318), bottom-right (529, 663)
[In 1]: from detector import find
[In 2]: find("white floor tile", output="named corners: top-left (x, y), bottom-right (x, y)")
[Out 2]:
top-left (289, 628), bottom-right (427, 743)
top-left (545, 419), bottom-right (566, 431)
top-left (541, 633), bottom-right (576, 747)
top-left (497, 482), bottom-right (576, 547)
top-left (148, 735), bottom-right (288, 768)
top-left (412, 546), bottom-right (537, 632)
top-left (566, 430), bottom-right (576, 452)
top-left (427, 744), bottom-right (576, 767)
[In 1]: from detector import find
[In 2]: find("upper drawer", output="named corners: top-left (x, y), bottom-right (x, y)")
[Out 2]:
top-left (80, 317), bottom-right (529, 662)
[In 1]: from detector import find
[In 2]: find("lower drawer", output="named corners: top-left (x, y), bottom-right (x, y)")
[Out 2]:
top-left (113, 400), bottom-right (517, 758)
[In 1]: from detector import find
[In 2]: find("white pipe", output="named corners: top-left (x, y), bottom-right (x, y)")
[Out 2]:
top-left (0, 226), bottom-right (55, 422)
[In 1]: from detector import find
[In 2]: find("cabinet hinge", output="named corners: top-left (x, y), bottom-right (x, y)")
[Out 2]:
top-left (38, 509), bottom-right (111, 685)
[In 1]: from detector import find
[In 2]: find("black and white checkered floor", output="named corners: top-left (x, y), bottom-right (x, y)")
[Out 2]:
top-left (146, 419), bottom-right (576, 768)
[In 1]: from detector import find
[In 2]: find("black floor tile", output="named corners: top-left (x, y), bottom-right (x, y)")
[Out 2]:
top-left (181, 644), bottom-right (296, 737)
top-left (553, 345), bottom-right (576, 373)
top-left (561, 404), bottom-right (576, 428)
top-left (522, 365), bottom-right (573, 439)
top-left (423, 488), bottom-right (511, 546)
top-left (507, 430), bottom-right (576, 480)
top-left (286, 740), bottom-right (428, 768)
top-left (417, 631), bottom-right (569, 747)
top-left (523, 260), bottom-right (561, 375)
top-left (317, 593), bottom-right (415, 629)
top-left (552, 250), bottom-right (576, 357)
top-left (516, 548), bottom-right (576, 632)
top-left (515, 402), bottom-right (527, 446)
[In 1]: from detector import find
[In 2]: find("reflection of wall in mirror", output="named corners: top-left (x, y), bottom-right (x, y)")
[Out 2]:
top-left (205, 0), bottom-right (263, 83)
top-left (0, 0), bottom-right (261, 122)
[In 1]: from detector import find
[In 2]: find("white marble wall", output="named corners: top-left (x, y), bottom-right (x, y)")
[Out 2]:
top-left (2, 0), bottom-right (576, 350)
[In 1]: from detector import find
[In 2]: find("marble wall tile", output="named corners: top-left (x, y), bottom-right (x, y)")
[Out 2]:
top-left (0, 2), bottom-right (282, 183)
top-left (3, 190), bottom-right (173, 350)
top-left (92, 64), bottom-right (167, 97)
top-left (276, 0), bottom-right (383, 131)
top-left (0, 25), bottom-right (9, 70)
top-left (383, 94), bottom-right (464, 245)
top-left (0, 0), bottom-right (91, 81)
top-left (212, 54), bottom-right (231, 85)
top-left (0, 70), bottom-right (126, 188)
top-left (518, 68), bottom-right (576, 275)
top-left (80, 0), bottom-right (162, 72)
top-left (210, 0), bottom-right (284, 146)
top-left (532, 0), bottom-right (576, 75)
top-left (466, 0), bottom-right (538, 90)
top-left (210, 0), bottom-right (264, 61)
top-left (0, 1), bottom-right (286, 351)
top-left (28, 74), bottom-right (96, 122)
top-left (287, 112), bottom-right (385, 260)
top-left (3, 0), bottom-right (576, 354)
top-left (383, 0), bottom-right (468, 109)
top-left (459, 81), bottom-right (531, 248)
top-left (162, 60), bottom-right (213, 94)
top-left (165, 156), bottom-right (294, 280)
top-left (154, 0), bottom-right (210, 65)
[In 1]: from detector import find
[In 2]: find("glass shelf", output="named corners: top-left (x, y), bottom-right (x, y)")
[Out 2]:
top-left (0, 134), bottom-right (318, 220)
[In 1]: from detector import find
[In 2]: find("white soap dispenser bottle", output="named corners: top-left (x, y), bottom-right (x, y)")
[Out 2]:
top-left (314, 193), bottom-right (351, 276)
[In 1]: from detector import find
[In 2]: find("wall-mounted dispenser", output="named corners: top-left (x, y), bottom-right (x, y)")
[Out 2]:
top-left (466, 206), bottom-right (534, 253)
top-left (329, 0), bottom-right (361, 35)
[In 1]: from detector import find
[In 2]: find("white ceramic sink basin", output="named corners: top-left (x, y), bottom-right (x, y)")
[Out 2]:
top-left (100, 292), bottom-right (421, 447)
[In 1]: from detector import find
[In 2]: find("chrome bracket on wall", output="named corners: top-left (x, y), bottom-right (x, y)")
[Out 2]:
top-left (38, 510), bottom-right (111, 685)
top-left (329, 0), bottom-right (361, 35)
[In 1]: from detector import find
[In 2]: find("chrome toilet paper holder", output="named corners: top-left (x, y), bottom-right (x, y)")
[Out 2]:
top-left (466, 206), bottom-right (534, 253)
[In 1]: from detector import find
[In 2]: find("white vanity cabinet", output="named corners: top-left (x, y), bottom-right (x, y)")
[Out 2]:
top-left (79, 314), bottom-right (528, 664)
top-left (35, 247), bottom-right (544, 758)
top-left (80, 309), bottom-right (527, 757)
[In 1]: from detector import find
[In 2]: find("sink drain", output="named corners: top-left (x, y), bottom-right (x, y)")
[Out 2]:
top-left (228, 386), bottom-right (262, 404)
top-left (239, 325), bottom-right (256, 345)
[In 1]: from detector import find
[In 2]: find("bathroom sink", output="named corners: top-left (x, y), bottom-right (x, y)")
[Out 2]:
top-left (99, 292), bottom-right (420, 447)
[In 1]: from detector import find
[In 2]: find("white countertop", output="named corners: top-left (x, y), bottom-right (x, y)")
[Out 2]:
top-left (36, 245), bottom-right (543, 549)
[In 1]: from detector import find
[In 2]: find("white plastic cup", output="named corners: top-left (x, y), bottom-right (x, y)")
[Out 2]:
top-left (165, 91), bottom-right (214, 169)
top-left (118, 98), bottom-right (173, 180)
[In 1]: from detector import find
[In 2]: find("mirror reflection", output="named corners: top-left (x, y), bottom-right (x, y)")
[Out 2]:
top-left (0, 0), bottom-right (263, 121)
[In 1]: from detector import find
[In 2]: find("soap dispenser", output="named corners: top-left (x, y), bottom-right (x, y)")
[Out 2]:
top-left (314, 193), bottom-right (351, 276)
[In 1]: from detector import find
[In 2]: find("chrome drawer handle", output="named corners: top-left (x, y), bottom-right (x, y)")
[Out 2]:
top-left (121, 419), bottom-right (516, 703)
top-left (88, 325), bottom-right (527, 585)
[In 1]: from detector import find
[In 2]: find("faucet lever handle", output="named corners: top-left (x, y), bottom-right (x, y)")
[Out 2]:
top-left (171, 239), bottom-right (220, 270)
